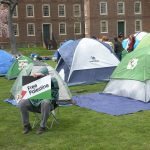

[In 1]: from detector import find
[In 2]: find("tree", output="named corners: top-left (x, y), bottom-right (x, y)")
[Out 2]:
top-left (0, 4), bottom-right (9, 38)
top-left (0, 0), bottom-right (19, 54)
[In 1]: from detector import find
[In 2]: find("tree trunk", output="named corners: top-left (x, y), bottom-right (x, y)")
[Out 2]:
top-left (8, 6), bottom-right (18, 54)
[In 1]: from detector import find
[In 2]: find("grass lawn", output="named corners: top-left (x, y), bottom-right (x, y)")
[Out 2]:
top-left (1, 48), bottom-right (150, 150)
top-left (18, 47), bottom-right (55, 57)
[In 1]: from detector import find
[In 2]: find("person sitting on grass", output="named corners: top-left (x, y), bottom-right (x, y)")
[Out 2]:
top-left (19, 66), bottom-right (59, 134)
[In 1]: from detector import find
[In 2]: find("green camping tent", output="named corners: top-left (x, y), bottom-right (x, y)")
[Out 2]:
top-left (104, 33), bottom-right (150, 102)
top-left (11, 62), bottom-right (72, 104)
top-left (112, 33), bottom-right (150, 81)
top-left (5, 55), bottom-right (33, 80)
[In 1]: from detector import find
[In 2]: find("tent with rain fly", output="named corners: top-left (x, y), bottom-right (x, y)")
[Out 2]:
top-left (11, 61), bottom-right (72, 103)
top-left (104, 33), bottom-right (150, 102)
top-left (6, 55), bottom-right (33, 80)
top-left (0, 50), bottom-right (15, 76)
top-left (52, 40), bottom-right (74, 61)
top-left (56, 38), bottom-right (120, 86)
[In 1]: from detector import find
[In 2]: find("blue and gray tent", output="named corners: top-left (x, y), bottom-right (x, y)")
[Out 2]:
top-left (0, 50), bottom-right (15, 76)
top-left (56, 38), bottom-right (120, 86)
top-left (52, 40), bottom-right (74, 61)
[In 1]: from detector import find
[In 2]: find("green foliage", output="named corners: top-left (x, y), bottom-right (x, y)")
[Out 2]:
top-left (1, 54), bottom-right (150, 149)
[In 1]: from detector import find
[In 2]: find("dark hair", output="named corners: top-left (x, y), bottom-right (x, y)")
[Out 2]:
top-left (91, 36), bottom-right (97, 39)
top-left (118, 32), bottom-right (124, 38)
top-left (114, 37), bottom-right (118, 42)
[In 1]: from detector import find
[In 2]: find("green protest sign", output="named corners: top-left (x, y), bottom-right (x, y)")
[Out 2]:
top-left (21, 75), bottom-right (52, 100)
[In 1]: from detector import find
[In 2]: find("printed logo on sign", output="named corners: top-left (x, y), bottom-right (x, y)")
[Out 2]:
top-left (21, 90), bottom-right (27, 98)
top-left (89, 56), bottom-right (100, 63)
top-left (127, 58), bottom-right (138, 70)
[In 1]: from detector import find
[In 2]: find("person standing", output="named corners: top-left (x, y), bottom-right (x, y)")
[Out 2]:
top-left (101, 36), bottom-right (114, 51)
top-left (127, 34), bottom-right (135, 52)
top-left (114, 35), bottom-right (124, 61)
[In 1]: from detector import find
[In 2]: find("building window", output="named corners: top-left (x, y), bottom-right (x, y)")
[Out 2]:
top-left (59, 22), bottom-right (66, 35)
top-left (58, 4), bottom-right (66, 17)
top-left (100, 20), bottom-right (108, 33)
top-left (13, 23), bottom-right (19, 36)
top-left (84, 1), bottom-right (88, 17)
top-left (74, 22), bottom-right (81, 34)
top-left (27, 23), bottom-right (35, 36)
top-left (42, 4), bottom-right (50, 17)
top-left (134, 1), bottom-right (141, 14)
top-left (73, 4), bottom-right (81, 17)
top-left (117, 2), bottom-right (125, 15)
top-left (13, 6), bottom-right (18, 18)
top-left (0, 27), bottom-right (2, 37)
top-left (26, 4), bottom-right (34, 17)
top-left (85, 22), bottom-right (88, 35)
top-left (100, 2), bottom-right (107, 15)
top-left (135, 20), bottom-right (142, 32)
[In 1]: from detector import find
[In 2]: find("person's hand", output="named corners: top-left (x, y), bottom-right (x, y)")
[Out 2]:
top-left (17, 94), bottom-right (22, 99)
top-left (32, 72), bottom-right (44, 78)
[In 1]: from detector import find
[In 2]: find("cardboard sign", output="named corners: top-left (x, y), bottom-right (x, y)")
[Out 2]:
top-left (21, 75), bottom-right (52, 100)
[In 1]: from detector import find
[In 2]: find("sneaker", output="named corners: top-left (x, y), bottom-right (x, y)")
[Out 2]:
top-left (36, 127), bottom-right (46, 134)
top-left (23, 124), bottom-right (32, 134)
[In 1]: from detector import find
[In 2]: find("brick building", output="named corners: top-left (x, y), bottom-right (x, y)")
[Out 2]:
top-left (0, 0), bottom-right (150, 48)
top-left (0, 0), bottom-right (85, 48)
top-left (84, 0), bottom-right (150, 41)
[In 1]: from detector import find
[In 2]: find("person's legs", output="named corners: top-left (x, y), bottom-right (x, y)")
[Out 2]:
top-left (19, 99), bottom-right (31, 126)
top-left (40, 99), bottom-right (51, 127)
top-left (37, 99), bottom-right (52, 134)
top-left (19, 99), bottom-right (35, 134)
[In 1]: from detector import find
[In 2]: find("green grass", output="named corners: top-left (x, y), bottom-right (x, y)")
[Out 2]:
top-left (6, 47), bottom-right (55, 58)
top-left (18, 47), bottom-right (55, 56)
top-left (1, 50), bottom-right (150, 150)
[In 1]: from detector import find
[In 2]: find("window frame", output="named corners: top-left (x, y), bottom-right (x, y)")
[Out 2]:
top-left (0, 25), bottom-right (2, 37)
top-left (12, 5), bottom-right (18, 18)
top-left (134, 1), bottom-right (142, 14)
top-left (59, 22), bottom-right (66, 35)
top-left (73, 4), bottom-right (81, 17)
top-left (26, 4), bottom-right (34, 17)
top-left (135, 19), bottom-right (142, 32)
top-left (13, 23), bottom-right (19, 36)
top-left (85, 22), bottom-right (88, 35)
top-left (100, 2), bottom-right (108, 15)
top-left (117, 2), bottom-right (125, 15)
top-left (100, 20), bottom-right (108, 33)
top-left (58, 4), bottom-right (66, 17)
top-left (74, 22), bottom-right (81, 35)
top-left (42, 4), bottom-right (50, 17)
top-left (27, 23), bottom-right (35, 36)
